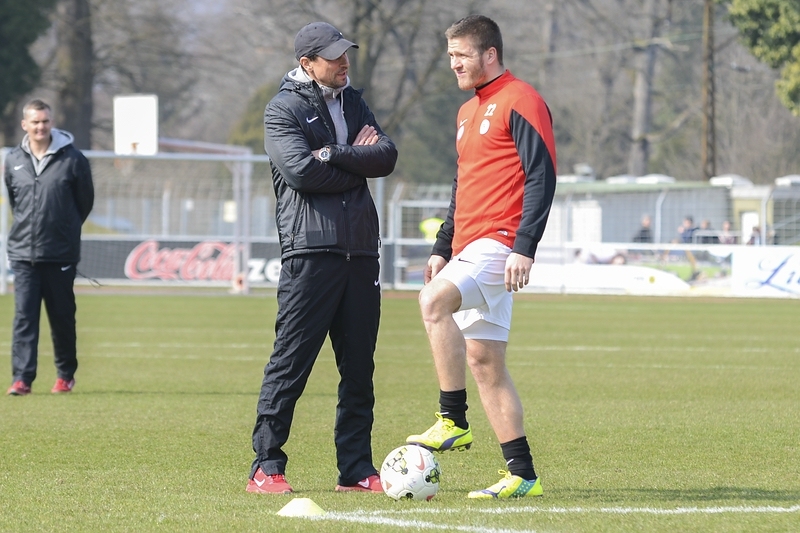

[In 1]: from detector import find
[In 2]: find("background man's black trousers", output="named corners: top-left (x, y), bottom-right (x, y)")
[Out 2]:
top-left (251, 253), bottom-right (381, 486)
top-left (10, 261), bottom-right (78, 385)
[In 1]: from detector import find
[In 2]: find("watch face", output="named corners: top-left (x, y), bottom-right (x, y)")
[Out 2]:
top-left (320, 148), bottom-right (330, 161)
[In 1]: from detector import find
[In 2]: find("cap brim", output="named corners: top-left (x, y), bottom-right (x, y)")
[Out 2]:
top-left (318, 39), bottom-right (358, 60)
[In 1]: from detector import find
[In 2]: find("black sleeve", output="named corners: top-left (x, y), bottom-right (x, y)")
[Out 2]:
top-left (4, 160), bottom-right (15, 210)
top-left (510, 109), bottom-right (557, 259)
top-left (73, 153), bottom-right (94, 222)
top-left (430, 173), bottom-right (457, 261)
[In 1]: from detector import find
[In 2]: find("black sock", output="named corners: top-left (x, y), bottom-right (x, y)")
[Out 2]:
top-left (501, 436), bottom-right (536, 480)
top-left (439, 389), bottom-right (468, 429)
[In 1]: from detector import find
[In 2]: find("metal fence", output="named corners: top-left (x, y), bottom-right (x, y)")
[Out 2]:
top-left (385, 180), bottom-right (797, 290)
top-left (1, 147), bottom-right (798, 295)
top-left (0, 149), bottom-right (387, 293)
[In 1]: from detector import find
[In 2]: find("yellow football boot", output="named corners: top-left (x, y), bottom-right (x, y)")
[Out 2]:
top-left (406, 412), bottom-right (472, 452)
top-left (467, 470), bottom-right (543, 499)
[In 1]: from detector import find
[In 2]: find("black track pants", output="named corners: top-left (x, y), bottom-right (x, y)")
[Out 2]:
top-left (251, 253), bottom-right (381, 486)
top-left (10, 261), bottom-right (78, 385)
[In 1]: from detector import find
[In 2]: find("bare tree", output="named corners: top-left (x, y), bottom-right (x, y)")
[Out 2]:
top-left (539, 2), bottom-right (557, 89)
top-left (27, 0), bottom-right (201, 149)
top-left (16, 0), bottom-right (799, 184)
top-left (232, 0), bottom-right (480, 136)
top-left (55, 0), bottom-right (93, 149)
top-left (627, 0), bottom-right (664, 177)
top-left (0, 0), bottom-right (57, 146)
top-left (90, 0), bottom-right (200, 146)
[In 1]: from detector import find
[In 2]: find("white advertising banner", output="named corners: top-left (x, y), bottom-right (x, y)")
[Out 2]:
top-left (732, 246), bottom-right (800, 298)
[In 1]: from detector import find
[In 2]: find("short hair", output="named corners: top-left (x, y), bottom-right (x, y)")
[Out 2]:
top-left (445, 15), bottom-right (504, 65)
top-left (22, 99), bottom-right (51, 117)
top-left (299, 54), bottom-right (319, 74)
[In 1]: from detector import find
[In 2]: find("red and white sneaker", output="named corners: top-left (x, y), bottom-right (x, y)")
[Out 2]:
top-left (246, 468), bottom-right (293, 494)
top-left (335, 474), bottom-right (382, 493)
top-left (51, 378), bottom-right (75, 393)
top-left (7, 381), bottom-right (31, 396)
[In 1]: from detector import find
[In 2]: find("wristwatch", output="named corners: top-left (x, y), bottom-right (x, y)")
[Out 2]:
top-left (319, 146), bottom-right (331, 162)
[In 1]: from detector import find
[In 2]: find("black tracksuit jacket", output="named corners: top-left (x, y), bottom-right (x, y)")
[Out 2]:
top-left (4, 132), bottom-right (94, 264)
top-left (264, 69), bottom-right (397, 260)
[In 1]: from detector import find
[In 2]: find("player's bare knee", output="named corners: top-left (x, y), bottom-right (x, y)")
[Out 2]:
top-left (469, 365), bottom-right (500, 390)
top-left (419, 299), bottom-right (447, 325)
top-left (466, 350), bottom-right (492, 376)
top-left (419, 283), bottom-right (459, 322)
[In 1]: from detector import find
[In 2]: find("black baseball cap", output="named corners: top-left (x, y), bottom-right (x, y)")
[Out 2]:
top-left (294, 22), bottom-right (358, 61)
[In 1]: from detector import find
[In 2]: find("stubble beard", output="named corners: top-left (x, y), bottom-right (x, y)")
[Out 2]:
top-left (456, 57), bottom-right (486, 91)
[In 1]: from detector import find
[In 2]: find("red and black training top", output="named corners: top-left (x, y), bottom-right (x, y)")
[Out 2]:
top-left (433, 70), bottom-right (557, 260)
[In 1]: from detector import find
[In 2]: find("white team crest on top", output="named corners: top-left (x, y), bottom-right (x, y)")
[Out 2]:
top-left (479, 119), bottom-right (490, 135)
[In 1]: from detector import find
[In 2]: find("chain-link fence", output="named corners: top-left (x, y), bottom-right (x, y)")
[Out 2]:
top-left (0, 149), bottom-right (390, 294)
top-left (386, 179), bottom-right (800, 295)
top-left (2, 147), bottom-right (799, 296)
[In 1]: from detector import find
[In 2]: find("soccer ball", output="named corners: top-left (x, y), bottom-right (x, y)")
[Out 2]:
top-left (380, 445), bottom-right (441, 501)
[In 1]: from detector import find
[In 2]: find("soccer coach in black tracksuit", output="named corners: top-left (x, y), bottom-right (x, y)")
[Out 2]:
top-left (4, 99), bottom-right (94, 396)
top-left (247, 22), bottom-right (397, 494)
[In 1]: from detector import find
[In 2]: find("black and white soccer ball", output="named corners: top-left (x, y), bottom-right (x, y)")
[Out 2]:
top-left (380, 445), bottom-right (441, 501)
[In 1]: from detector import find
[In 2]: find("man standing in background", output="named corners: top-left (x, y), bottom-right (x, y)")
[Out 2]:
top-left (4, 99), bottom-right (94, 396)
top-left (406, 15), bottom-right (557, 499)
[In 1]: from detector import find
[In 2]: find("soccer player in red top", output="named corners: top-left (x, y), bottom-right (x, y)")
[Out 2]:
top-left (406, 15), bottom-right (557, 499)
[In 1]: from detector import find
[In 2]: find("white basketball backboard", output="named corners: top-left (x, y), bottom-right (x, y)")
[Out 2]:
top-left (113, 94), bottom-right (158, 155)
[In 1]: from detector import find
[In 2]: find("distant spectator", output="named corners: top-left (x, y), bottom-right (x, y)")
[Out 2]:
top-left (698, 219), bottom-right (719, 244)
top-left (747, 226), bottom-right (761, 245)
top-left (419, 216), bottom-right (445, 243)
top-left (575, 246), bottom-right (627, 265)
top-left (677, 216), bottom-right (698, 243)
top-left (718, 220), bottom-right (736, 244)
top-left (674, 216), bottom-right (700, 281)
top-left (632, 215), bottom-right (653, 243)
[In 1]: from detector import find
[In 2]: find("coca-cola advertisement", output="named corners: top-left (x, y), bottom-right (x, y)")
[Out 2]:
top-left (78, 239), bottom-right (283, 284)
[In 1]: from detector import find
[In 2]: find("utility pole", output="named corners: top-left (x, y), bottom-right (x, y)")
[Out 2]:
top-left (539, 3), bottom-right (556, 89)
top-left (701, 0), bottom-right (716, 180)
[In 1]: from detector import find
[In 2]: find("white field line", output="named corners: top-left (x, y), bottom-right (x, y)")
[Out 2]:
top-left (81, 352), bottom-right (265, 362)
top-left (63, 342), bottom-right (800, 355)
top-left (509, 345), bottom-right (792, 353)
top-left (368, 505), bottom-right (800, 515)
top-left (508, 361), bottom-right (796, 371)
top-left (302, 505), bottom-right (800, 533)
top-left (6, 340), bottom-right (796, 366)
top-left (23, 344), bottom-right (796, 369)
top-left (310, 512), bottom-right (525, 533)
top-left (3, 339), bottom-right (795, 356)
top-left (94, 342), bottom-right (268, 349)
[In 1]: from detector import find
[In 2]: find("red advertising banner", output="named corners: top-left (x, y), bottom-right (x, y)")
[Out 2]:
top-left (124, 240), bottom-right (237, 281)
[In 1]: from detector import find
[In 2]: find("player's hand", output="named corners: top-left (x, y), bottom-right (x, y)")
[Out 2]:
top-left (353, 125), bottom-right (379, 146)
top-left (424, 255), bottom-right (448, 284)
top-left (505, 252), bottom-right (534, 292)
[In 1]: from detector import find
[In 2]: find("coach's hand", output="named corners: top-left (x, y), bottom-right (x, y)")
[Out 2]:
top-left (505, 253), bottom-right (534, 292)
top-left (353, 125), bottom-right (379, 146)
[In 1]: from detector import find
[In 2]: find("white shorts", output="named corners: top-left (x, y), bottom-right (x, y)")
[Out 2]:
top-left (434, 238), bottom-right (512, 342)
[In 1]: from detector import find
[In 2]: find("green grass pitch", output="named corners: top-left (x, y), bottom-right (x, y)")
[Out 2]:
top-left (1, 290), bottom-right (798, 532)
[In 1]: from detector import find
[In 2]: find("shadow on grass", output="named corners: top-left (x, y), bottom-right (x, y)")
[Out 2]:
top-left (560, 487), bottom-right (800, 503)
